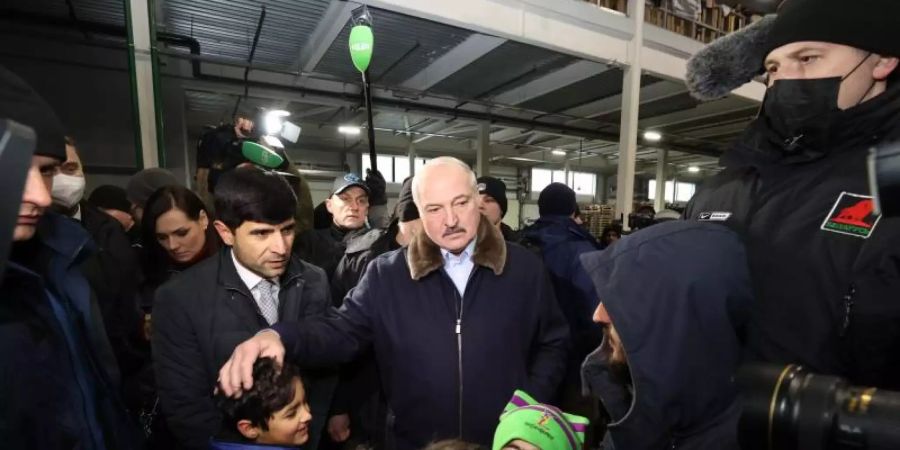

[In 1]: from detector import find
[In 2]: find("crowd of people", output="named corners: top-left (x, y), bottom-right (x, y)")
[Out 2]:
top-left (2, 0), bottom-right (900, 449)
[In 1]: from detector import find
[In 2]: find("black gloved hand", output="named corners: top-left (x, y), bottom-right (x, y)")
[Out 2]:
top-left (366, 169), bottom-right (387, 206)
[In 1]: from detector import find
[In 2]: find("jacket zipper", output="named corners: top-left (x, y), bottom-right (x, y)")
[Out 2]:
top-left (839, 283), bottom-right (857, 337)
top-left (451, 269), bottom-right (478, 438)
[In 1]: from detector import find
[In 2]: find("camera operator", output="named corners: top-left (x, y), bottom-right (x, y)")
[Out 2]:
top-left (685, 0), bottom-right (900, 390)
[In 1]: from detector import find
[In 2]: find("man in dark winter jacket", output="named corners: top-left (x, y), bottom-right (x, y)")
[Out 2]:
top-left (219, 157), bottom-right (569, 450)
top-left (326, 177), bottom-right (423, 448)
top-left (295, 171), bottom-right (386, 279)
top-left (477, 176), bottom-right (518, 242)
top-left (520, 182), bottom-right (601, 427)
top-left (153, 168), bottom-right (336, 450)
top-left (684, 0), bottom-right (900, 389)
top-left (580, 221), bottom-right (753, 450)
top-left (0, 65), bottom-right (137, 449)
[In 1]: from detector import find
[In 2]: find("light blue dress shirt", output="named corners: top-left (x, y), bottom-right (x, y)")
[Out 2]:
top-left (441, 238), bottom-right (477, 297)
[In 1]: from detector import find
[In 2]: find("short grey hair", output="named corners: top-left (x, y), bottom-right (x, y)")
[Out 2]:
top-left (411, 156), bottom-right (478, 207)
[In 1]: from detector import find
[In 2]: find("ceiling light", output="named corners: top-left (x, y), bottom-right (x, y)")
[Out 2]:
top-left (643, 131), bottom-right (662, 142)
top-left (688, 166), bottom-right (700, 173)
top-left (338, 125), bottom-right (361, 135)
top-left (263, 110), bottom-right (290, 135)
top-left (552, 149), bottom-right (567, 156)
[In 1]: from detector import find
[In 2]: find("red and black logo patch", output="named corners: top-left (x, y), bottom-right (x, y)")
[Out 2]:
top-left (820, 192), bottom-right (881, 239)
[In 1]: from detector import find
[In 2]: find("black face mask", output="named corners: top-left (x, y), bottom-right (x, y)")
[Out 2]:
top-left (761, 77), bottom-right (842, 152)
top-left (760, 54), bottom-right (874, 153)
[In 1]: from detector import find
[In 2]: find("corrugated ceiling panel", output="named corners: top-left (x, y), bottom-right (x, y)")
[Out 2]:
top-left (164, 0), bottom-right (330, 66)
top-left (431, 41), bottom-right (576, 100)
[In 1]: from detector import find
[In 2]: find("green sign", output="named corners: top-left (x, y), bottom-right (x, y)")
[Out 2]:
top-left (349, 24), bottom-right (374, 73)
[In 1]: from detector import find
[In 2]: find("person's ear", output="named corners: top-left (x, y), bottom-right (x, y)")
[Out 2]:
top-left (198, 210), bottom-right (209, 231)
top-left (873, 56), bottom-right (899, 81)
top-left (325, 197), bottom-right (335, 214)
top-left (214, 220), bottom-right (236, 246)
top-left (236, 420), bottom-right (261, 440)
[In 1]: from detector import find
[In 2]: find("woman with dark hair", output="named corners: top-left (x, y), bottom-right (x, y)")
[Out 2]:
top-left (141, 185), bottom-right (219, 292)
top-left (134, 185), bottom-right (219, 448)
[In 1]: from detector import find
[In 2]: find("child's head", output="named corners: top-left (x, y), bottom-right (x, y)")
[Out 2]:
top-left (492, 390), bottom-right (589, 450)
top-left (216, 357), bottom-right (312, 446)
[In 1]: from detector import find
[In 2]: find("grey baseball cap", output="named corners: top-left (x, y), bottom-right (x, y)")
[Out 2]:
top-left (332, 172), bottom-right (370, 196)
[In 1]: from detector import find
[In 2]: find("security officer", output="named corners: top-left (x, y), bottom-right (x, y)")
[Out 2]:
top-left (685, 0), bottom-right (900, 389)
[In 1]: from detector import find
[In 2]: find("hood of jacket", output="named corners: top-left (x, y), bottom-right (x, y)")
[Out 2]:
top-left (407, 215), bottom-right (506, 280)
top-left (579, 221), bottom-right (752, 449)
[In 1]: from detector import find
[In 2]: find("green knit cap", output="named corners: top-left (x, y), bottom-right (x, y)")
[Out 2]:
top-left (492, 390), bottom-right (589, 450)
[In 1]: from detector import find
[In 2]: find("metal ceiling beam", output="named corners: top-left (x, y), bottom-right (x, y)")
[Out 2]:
top-left (563, 80), bottom-right (685, 122)
top-left (291, 105), bottom-right (338, 120)
top-left (640, 99), bottom-right (758, 130)
top-left (400, 34), bottom-right (505, 91)
top-left (293, 1), bottom-right (354, 74)
top-left (412, 121), bottom-right (466, 143)
top-left (491, 60), bottom-right (608, 105)
top-left (489, 127), bottom-right (532, 143)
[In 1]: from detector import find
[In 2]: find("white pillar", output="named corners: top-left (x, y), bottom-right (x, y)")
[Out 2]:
top-left (654, 149), bottom-right (667, 212)
top-left (476, 122), bottom-right (490, 177)
top-left (408, 139), bottom-right (417, 176)
top-left (126, 0), bottom-right (162, 168)
top-left (614, 0), bottom-right (646, 227)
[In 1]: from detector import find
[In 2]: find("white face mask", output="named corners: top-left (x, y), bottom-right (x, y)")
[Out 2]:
top-left (52, 173), bottom-right (86, 209)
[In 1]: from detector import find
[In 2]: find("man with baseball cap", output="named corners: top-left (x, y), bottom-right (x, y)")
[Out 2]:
top-left (477, 176), bottom-right (518, 242)
top-left (685, 0), bottom-right (900, 388)
top-left (295, 172), bottom-right (375, 279)
top-left (0, 66), bottom-right (137, 448)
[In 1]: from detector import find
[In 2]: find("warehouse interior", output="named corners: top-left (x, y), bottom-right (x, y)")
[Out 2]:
top-left (0, 0), bottom-right (772, 232)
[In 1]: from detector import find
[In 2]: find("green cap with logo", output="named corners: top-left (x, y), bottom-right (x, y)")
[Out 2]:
top-left (492, 390), bottom-right (589, 450)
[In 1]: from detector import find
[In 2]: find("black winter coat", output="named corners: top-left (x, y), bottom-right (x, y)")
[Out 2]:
top-left (76, 202), bottom-right (145, 377)
top-left (0, 213), bottom-right (138, 449)
top-left (295, 225), bottom-right (369, 279)
top-left (272, 217), bottom-right (569, 449)
top-left (152, 248), bottom-right (337, 450)
top-left (685, 84), bottom-right (900, 389)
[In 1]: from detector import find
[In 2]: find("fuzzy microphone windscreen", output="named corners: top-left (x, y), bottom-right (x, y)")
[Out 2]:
top-left (685, 14), bottom-right (776, 101)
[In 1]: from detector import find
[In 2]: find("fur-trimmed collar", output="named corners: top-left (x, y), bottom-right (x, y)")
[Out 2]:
top-left (407, 216), bottom-right (507, 280)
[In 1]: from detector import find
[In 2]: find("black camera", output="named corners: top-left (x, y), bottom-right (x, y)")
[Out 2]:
top-left (736, 363), bottom-right (900, 450)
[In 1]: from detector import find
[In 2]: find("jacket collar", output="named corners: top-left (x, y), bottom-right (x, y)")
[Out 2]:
top-left (36, 211), bottom-right (95, 267)
top-left (407, 215), bottom-right (506, 280)
top-left (217, 247), bottom-right (306, 294)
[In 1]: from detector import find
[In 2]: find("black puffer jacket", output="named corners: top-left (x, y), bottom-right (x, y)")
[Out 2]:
top-left (685, 84), bottom-right (900, 389)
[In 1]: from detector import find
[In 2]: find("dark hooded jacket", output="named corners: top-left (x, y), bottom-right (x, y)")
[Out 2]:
top-left (684, 83), bottom-right (900, 389)
top-left (272, 217), bottom-right (569, 450)
top-left (0, 213), bottom-right (138, 449)
top-left (579, 221), bottom-right (753, 450)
